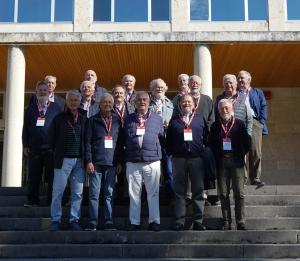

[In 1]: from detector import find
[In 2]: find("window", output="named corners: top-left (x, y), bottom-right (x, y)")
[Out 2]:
top-left (93, 0), bottom-right (170, 22)
top-left (190, 0), bottom-right (267, 21)
top-left (0, 0), bottom-right (73, 23)
top-left (287, 0), bottom-right (300, 20)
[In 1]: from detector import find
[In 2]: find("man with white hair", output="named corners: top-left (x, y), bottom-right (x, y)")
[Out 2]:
top-left (173, 73), bottom-right (190, 116)
top-left (79, 80), bottom-right (100, 118)
top-left (210, 99), bottom-right (251, 230)
top-left (84, 69), bottom-right (107, 103)
top-left (237, 70), bottom-right (268, 187)
top-left (122, 74), bottom-right (137, 105)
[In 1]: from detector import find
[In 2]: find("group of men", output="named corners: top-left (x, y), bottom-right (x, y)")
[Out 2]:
top-left (22, 69), bottom-right (268, 231)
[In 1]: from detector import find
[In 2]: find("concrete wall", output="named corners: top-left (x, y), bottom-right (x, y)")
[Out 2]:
top-left (213, 87), bottom-right (300, 185)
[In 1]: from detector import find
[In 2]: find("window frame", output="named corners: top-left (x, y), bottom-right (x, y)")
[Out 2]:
top-left (285, 0), bottom-right (300, 21)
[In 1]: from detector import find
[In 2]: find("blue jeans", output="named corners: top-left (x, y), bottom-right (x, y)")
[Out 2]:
top-left (88, 165), bottom-right (116, 225)
top-left (51, 158), bottom-right (85, 223)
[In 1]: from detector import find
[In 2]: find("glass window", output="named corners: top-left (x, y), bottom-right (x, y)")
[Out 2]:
top-left (211, 0), bottom-right (244, 21)
top-left (115, 0), bottom-right (148, 22)
top-left (190, 0), bottom-right (209, 20)
top-left (248, 0), bottom-right (267, 20)
top-left (55, 0), bottom-right (73, 21)
top-left (287, 0), bottom-right (300, 20)
top-left (94, 0), bottom-right (111, 21)
top-left (0, 0), bottom-right (14, 22)
top-left (152, 0), bottom-right (169, 21)
top-left (18, 0), bottom-right (51, 22)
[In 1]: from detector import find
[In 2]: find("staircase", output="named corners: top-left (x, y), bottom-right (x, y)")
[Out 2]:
top-left (0, 185), bottom-right (299, 259)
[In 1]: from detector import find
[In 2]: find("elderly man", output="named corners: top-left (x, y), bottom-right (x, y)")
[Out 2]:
top-left (149, 78), bottom-right (174, 196)
top-left (85, 93), bottom-right (123, 231)
top-left (237, 70), bottom-right (268, 187)
top-left (173, 73), bottom-right (190, 116)
top-left (215, 74), bottom-right (253, 136)
top-left (79, 80), bottom-right (100, 118)
top-left (122, 74), bottom-right (137, 105)
top-left (22, 81), bottom-right (62, 207)
top-left (124, 91), bottom-right (164, 231)
top-left (84, 69), bottom-right (107, 103)
top-left (210, 99), bottom-right (251, 230)
top-left (48, 90), bottom-right (87, 231)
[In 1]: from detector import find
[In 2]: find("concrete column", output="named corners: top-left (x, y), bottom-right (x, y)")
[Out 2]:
top-left (2, 45), bottom-right (25, 187)
top-left (268, 0), bottom-right (285, 31)
top-left (194, 44), bottom-right (212, 98)
top-left (171, 0), bottom-right (189, 31)
top-left (73, 0), bottom-right (92, 32)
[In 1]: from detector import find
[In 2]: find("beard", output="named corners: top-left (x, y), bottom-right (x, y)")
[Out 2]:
top-left (36, 95), bottom-right (49, 104)
top-left (154, 93), bottom-right (165, 100)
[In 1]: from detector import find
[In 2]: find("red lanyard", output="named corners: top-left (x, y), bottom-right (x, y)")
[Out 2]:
top-left (36, 101), bottom-right (50, 117)
top-left (137, 112), bottom-right (151, 127)
top-left (67, 112), bottom-right (78, 128)
top-left (180, 111), bottom-right (195, 128)
top-left (101, 115), bottom-right (112, 135)
top-left (221, 117), bottom-right (235, 137)
top-left (114, 105), bottom-right (125, 120)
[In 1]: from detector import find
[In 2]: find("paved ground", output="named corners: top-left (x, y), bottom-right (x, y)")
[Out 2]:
top-left (2, 259), bottom-right (300, 261)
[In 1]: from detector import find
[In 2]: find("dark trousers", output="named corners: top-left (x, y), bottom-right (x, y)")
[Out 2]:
top-left (27, 150), bottom-right (54, 203)
top-left (162, 156), bottom-right (174, 195)
top-left (217, 157), bottom-right (245, 225)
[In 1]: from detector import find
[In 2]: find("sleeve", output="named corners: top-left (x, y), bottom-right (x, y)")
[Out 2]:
top-left (207, 98), bottom-right (215, 131)
top-left (165, 120), bottom-right (173, 156)
top-left (259, 90), bottom-right (268, 125)
top-left (48, 116), bottom-right (57, 151)
top-left (158, 117), bottom-right (166, 157)
top-left (245, 102), bottom-right (253, 136)
top-left (22, 108), bottom-right (30, 148)
top-left (84, 118), bottom-right (93, 166)
top-left (240, 121), bottom-right (251, 155)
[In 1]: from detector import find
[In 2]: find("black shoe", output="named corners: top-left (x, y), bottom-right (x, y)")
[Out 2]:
top-left (148, 222), bottom-right (160, 232)
top-left (85, 223), bottom-right (97, 231)
top-left (69, 221), bottom-right (82, 231)
top-left (237, 223), bottom-right (247, 230)
top-left (222, 221), bottom-right (232, 230)
top-left (128, 224), bottom-right (141, 231)
top-left (193, 222), bottom-right (206, 231)
top-left (173, 223), bottom-right (184, 231)
top-left (252, 180), bottom-right (265, 188)
top-left (104, 223), bottom-right (117, 231)
top-left (204, 200), bottom-right (211, 206)
top-left (24, 200), bottom-right (39, 208)
top-left (49, 221), bottom-right (60, 232)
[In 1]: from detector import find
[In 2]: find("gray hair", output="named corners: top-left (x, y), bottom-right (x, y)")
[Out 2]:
top-left (238, 70), bottom-right (252, 82)
top-left (100, 93), bottom-right (114, 104)
top-left (111, 84), bottom-right (126, 94)
top-left (177, 73), bottom-right (189, 81)
top-left (149, 78), bottom-right (168, 92)
top-left (35, 80), bottom-right (47, 90)
top-left (223, 74), bottom-right (237, 85)
top-left (44, 75), bottom-right (57, 82)
top-left (179, 93), bottom-right (196, 106)
top-left (80, 80), bottom-right (95, 92)
top-left (122, 74), bottom-right (136, 83)
top-left (189, 75), bottom-right (202, 85)
top-left (66, 90), bottom-right (82, 101)
top-left (218, 98), bottom-right (233, 112)
top-left (134, 91), bottom-right (150, 105)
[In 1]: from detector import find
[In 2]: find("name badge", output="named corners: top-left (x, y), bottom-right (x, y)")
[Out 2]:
top-left (184, 128), bottom-right (193, 141)
top-left (223, 138), bottom-right (232, 151)
top-left (104, 136), bottom-right (113, 149)
top-left (36, 117), bottom-right (45, 126)
top-left (136, 127), bottom-right (145, 136)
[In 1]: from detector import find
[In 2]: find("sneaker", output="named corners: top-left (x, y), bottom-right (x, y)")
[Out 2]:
top-left (24, 200), bottom-right (39, 208)
top-left (251, 180), bottom-right (265, 188)
top-left (104, 223), bottom-right (117, 231)
top-left (237, 223), bottom-right (247, 231)
top-left (85, 223), bottom-right (97, 231)
top-left (69, 221), bottom-right (82, 231)
top-left (173, 223), bottom-right (184, 231)
top-left (193, 222), bottom-right (206, 231)
top-left (222, 221), bottom-right (232, 230)
top-left (148, 222), bottom-right (160, 232)
top-left (49, 221), bottom-right (60, 232)
top-left (128, 224), bottom-right (141, 231)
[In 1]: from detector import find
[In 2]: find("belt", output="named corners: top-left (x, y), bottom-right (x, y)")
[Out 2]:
top-left (223, 152), bottom-right (234, 158)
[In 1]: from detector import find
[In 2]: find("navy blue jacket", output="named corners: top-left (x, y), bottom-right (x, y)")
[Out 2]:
top-left (22, 102), bottom-right (62, 153)
top-left (124, 112), bottom-right (164, 163)
top-left (85, 112), bottom-right (123, 166)
top-left (248, 88), bottom-right (268, 135)
top-left (48, 109), bottom-right (87, 169)
top-left (29, 94), bottom-right (65, 111)
top-left (166, 113), bottom-right (207, 158)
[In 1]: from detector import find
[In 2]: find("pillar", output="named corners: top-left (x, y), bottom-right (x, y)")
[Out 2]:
top-left (2, 45), bottom-right (26, 187)
top-left (194, 44), bottom-right (213, 98)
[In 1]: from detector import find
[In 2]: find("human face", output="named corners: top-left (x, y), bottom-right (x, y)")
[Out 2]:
top-left (85, 70), bottom-right (98, 84)
top-left (46, 77), bottom-right (56, 93)
top-left (122, 75), bottom-right (135, 92)
top-left (82, 82), bottom-right (94, 98)
top-left (219, 103), bottom-right (233, 121)
top-left (180, 95), bottom-right (195, 114)
top-left (153, 83), bottom-right (165, 99)
top-left (36, 84), bottom-right (50, 102)
top-left (100, 96), bottom-right (114, 114)
top-left (178, 76), bottom-right (189, 93)
top-left (66, 95), bottom-right (81, 112)
top-left (224, 78), bottom-right (237, 97)
top-left (113, 87), bottom-right (125, 104)
top-left (135, 94), bottom-right (149, 114)
top-left (237, 73), bottom-right (251, 90)
top-left (189, 79), bottom-right (201, 96)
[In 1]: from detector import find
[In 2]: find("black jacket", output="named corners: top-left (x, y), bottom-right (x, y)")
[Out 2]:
top-left (29, 94), bottom-right (65, 111)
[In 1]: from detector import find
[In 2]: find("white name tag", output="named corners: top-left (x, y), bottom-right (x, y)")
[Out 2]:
top-left (136, 127), bottom-right (145, 136)
top-left (223, 138), bottom-right (232, 151)
top-left (184, 128), bottom-right (193, 141)
top-left (104, 136), bottom-right (113, 149)
top-left (36, 117), bottom-right (45, 126)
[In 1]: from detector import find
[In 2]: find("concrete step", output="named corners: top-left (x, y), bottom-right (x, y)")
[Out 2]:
top-left (0, 243), bottom-right (300, 258)
top-left (0, 217), bottom-right (299, 231)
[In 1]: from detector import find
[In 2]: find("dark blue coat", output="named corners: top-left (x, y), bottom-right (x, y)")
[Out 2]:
top-left (166, 113), bottom-right (207, 158)
top-left (124, 112), bottom-right (164, 163)
top-left (85, 112), bottom-right (123, 166)
top-left (22, 101), bottom-right (62, 153)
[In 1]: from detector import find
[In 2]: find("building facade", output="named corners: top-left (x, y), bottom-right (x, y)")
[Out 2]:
top-left (0, 0), bottom-right (300, 186)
